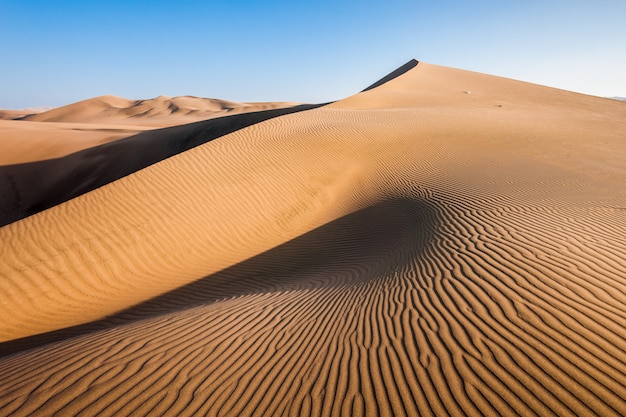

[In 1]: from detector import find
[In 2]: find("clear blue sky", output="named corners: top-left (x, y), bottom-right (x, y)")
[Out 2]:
top-left (1, 1), bottom-right (625, 109)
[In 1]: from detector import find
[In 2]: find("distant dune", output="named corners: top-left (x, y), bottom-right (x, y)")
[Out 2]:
top-left (0, 107), bottom-right (52, 121)
top-left (0, 96), bottom-right (300, 165)
top-left (1, 61), bottom-right (626, 416)
top-left (20, 95), bottom-right (298, 126)
top-left (0, 110), bottom-right (35, 120)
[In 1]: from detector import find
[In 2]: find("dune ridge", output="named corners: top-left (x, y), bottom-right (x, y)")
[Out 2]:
top-left (1, 61), bottom-right (626, 416)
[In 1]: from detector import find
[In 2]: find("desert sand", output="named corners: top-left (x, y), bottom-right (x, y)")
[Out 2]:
top-left (1, 60), bottom-right (626, 416)
top-left (0, 96), bottom-right (297, 165)
top-left (19, 95), bottom-right (298, 126)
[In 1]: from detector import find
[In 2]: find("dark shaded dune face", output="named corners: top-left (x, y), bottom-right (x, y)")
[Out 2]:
top-left (362, 59), bottom-right (419, 92)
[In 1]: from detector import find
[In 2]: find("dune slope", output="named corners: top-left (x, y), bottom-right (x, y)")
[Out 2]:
top-left (1, 62), bottom-right (626, 416)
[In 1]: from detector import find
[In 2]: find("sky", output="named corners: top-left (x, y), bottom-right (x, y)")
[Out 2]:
top-left (1, 1), bottom-right (625, 109)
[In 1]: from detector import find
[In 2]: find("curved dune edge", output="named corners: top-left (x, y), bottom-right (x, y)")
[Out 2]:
top-left (1, 62), bottom-right (626, 415)
top-left (0, 60), bottom-right (423, 227)
top-left (0, 60), bottom-right (419, 227)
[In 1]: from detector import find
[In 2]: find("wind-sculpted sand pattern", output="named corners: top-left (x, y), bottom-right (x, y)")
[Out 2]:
top-left (1, 62), bottom-right (626, 416)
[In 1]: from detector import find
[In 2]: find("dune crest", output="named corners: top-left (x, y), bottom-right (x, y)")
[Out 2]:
top-left (1, 61), bottom-right (626, 416)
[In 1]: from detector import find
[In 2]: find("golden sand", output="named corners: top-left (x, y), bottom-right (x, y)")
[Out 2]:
top-left (1, 62), bottom-right (625, 416)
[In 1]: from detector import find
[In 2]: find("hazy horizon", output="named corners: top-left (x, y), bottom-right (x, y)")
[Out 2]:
top-left (2, 0), bottom-right (625, 109)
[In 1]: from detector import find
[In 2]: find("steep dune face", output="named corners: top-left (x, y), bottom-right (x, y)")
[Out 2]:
top-left (1, 62), bottom-right (626, 416)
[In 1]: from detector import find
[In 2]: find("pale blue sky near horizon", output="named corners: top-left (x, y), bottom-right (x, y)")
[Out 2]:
top-left (1, 0), bottom-right (625, 109)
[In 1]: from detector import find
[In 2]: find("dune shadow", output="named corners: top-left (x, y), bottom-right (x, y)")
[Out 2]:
top-left (0, 196), bottom-right (439, 357)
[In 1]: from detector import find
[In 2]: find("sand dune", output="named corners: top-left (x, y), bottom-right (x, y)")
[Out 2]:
top-left (0, 104), bottom-right (320, 227)
top-left (20, 95), bottom-right (298, 127)
top-left (0, 119), bottom-right (155, 165)
top-left (0, 107), bottom-right (52, 121)
top-left (0, 110), bottom-right (37, 121)
top-left (1, 61), bottom-right (626, 416)
top-left (0, 97), bottom-right (299, 166)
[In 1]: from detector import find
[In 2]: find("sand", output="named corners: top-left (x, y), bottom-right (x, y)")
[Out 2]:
top-left (1, 61), bottom-right (626, 416)
top-left (0, 104), bottom-right (321, 227)
top-left (19, 95), bottom-right (298, 127)
top-left (0, 96), bottom-right (297, 165)
top-left (0, 119), bottom-right (154, 164)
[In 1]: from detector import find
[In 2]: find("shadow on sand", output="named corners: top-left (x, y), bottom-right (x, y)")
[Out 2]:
top-left (0, 196), bottom-right (439, 357)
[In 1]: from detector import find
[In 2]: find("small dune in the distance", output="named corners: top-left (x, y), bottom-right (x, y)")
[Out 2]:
top-left (18, 94), bottom-right (299, 126)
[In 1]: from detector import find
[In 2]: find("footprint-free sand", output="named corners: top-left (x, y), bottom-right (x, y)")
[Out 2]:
top-left (1, 61), bottom-right (625, 416)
